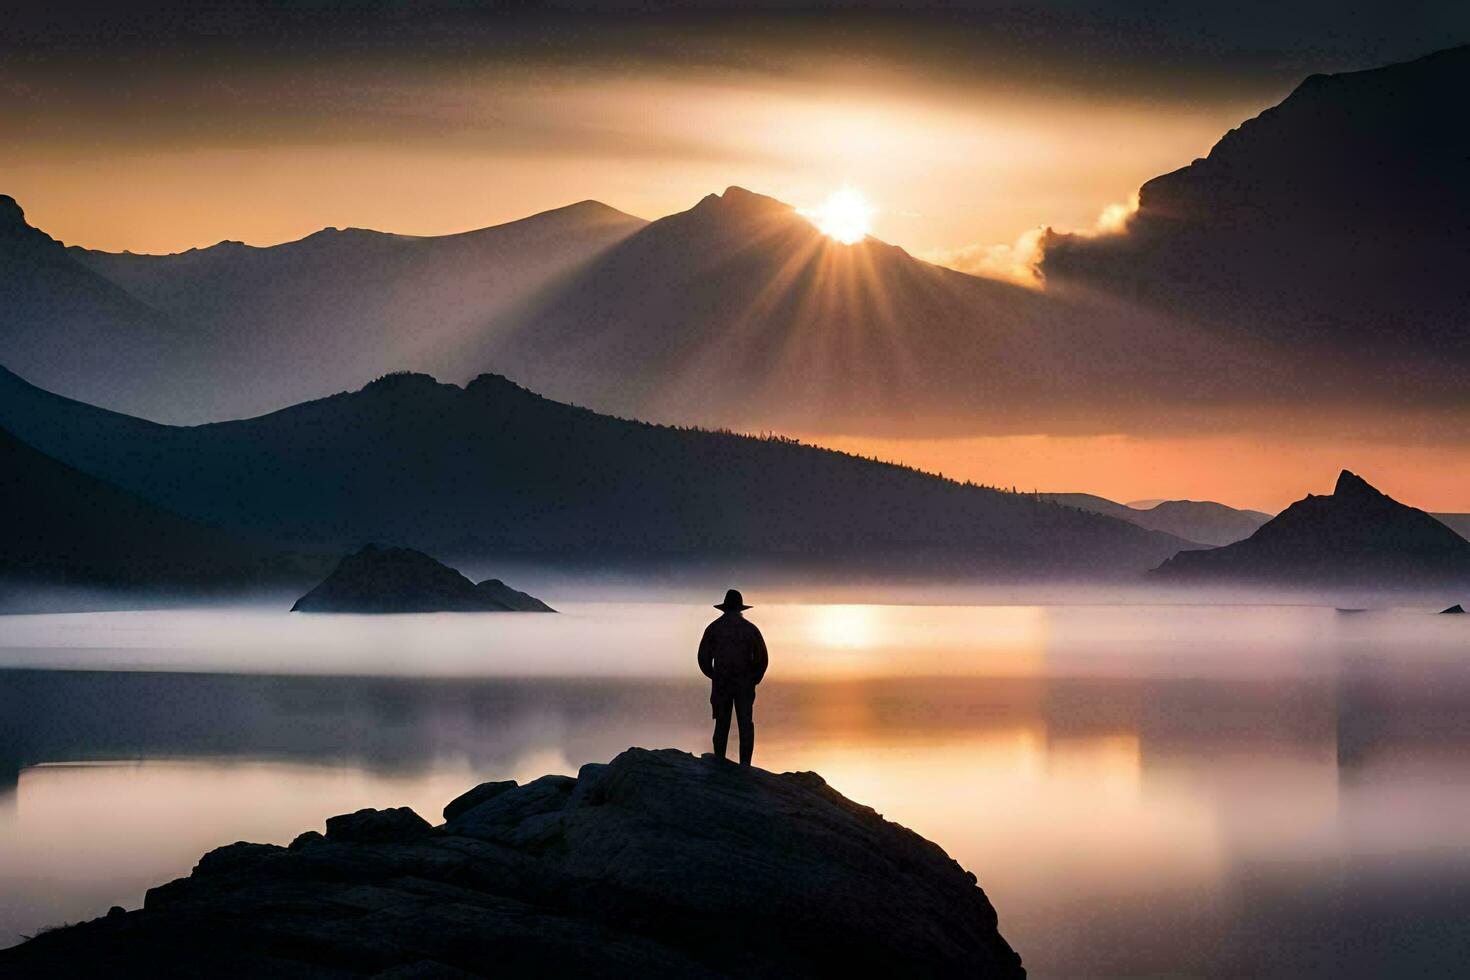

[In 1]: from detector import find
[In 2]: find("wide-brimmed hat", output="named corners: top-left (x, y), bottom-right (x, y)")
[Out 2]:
top-left (714, 589), bottom-right (752, 611)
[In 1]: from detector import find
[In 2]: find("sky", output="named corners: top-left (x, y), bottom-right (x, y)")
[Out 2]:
top-left (4, 1), bottom-right (1467, 510)
top-left (5, 2), bottom-right (1461, 259)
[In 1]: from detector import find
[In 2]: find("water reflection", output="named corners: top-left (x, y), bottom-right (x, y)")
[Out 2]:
top-left (3, 663), bottom-right (1470, 974)
top-left (2, 602), bottom-right (1470, 975)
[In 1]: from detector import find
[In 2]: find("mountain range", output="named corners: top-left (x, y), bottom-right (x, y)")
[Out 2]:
top-left (2, 196), bottom-right (644, 423)
top-left (6, 46), bottom-right (1467, 439)
top-left (1044, 491), bottom-right (1469, 549)
top-left (2, 45), bottom-right (1467, 595)
top-left (1153, 471), bottom-right (1470, 585)
top-left (469, 186), bottom-right (1251, 434)
top-left (6, 362), bottom-right (1465, 593)
top-left (0, 364), bottom-right (1192, 582)
top-left (1041, 494), bottom-right (1274, 547)
top-left (2, 184), bottom-right (1245, 434)
top-left (7, 46), bottom-right (1469, 443)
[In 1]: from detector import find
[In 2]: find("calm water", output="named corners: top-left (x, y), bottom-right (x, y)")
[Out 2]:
top-left (3, 601), bottom-right (1469, 976)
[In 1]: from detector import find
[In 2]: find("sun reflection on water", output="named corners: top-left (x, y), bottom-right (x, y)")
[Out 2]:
top-left (790, 603), bottom-right (1048, 678)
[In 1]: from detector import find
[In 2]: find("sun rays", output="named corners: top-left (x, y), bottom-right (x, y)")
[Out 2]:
top-left (801, 186), bottom-right (876, 244)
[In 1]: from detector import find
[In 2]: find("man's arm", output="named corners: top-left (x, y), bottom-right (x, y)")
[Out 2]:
top-left (697, 623), bottom-right (715, 679)
top-left (750, 625), bottom-right (769, 685)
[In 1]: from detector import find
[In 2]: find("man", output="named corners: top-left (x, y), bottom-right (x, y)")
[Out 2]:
top-left (697, 589), bottom-right (769, 766)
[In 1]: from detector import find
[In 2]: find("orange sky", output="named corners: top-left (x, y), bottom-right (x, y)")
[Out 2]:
top-left (6, 67), bottom-right (1260, 262)
top-left (800, 432), bottom-right (1470, 514)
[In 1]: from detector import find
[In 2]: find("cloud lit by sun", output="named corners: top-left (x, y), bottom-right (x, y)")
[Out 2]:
top-left (919, 190), bottom-right (1140, 289)
top-left (801, 187), bottom-right (876, 244)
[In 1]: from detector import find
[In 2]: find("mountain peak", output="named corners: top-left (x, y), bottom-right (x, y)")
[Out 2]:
top-left (359, 371), bottom-right (450, 395)
top-left (1153, 468), bottom-right (1470, 584)
top-left (0, 194), bottom-right (55, 247)
top-left (465, 372), bottom-right (528, 395)
top-left (561, 199), bottom-right (636, 219)
top-left (1333, 469), bottom-right (1384, 501)
top-left (692, 186), bottom-right (795, 219)
top-left (0, 194), bottom-right (24, 228)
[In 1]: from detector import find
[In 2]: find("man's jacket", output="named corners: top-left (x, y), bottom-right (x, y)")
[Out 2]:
top-left (697, 614), bottom-right (769, 698)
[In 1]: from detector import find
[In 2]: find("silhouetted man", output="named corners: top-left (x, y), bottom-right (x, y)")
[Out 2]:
top-left (697, 589), bottom-right (769, 766)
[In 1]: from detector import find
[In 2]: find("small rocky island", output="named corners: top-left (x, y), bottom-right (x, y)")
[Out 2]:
top-left (291, 544), bottom-right (554, 613)
top-left (0, 748), bottom-right (1024, 978)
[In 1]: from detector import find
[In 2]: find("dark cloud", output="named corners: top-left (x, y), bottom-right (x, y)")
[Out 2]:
top-left (7, 0), bottom-right (1464, 181)
top-left (5, 2), bottom-right (1467, 101)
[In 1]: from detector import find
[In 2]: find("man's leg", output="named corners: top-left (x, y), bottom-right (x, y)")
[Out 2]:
top-left (735, 691), bottom-right (755, 766)
top-left (712, 695), bottom-right (733, 760)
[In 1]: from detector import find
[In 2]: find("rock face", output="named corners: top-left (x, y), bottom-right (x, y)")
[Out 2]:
top-left (291, 544), bottom-right (554, 613)
top-left (1153, 470), bottom-right (1470, 585)
top-left (1044, 45), bottom-right (1470, 384)
top-left (443, 780), bottom-right (518, 821)
top-left (0, 748), bottom-right (1025, 978)
top-left (324, 806), bottom-right (433, 844)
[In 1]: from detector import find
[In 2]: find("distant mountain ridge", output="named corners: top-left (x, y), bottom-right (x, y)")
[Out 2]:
top-left (0, 364), bottom-right (1193, 579)
top-left (1041, 493), bottom-right (1273, 547)
top-left (1046, 490), bottom-right (1469, 547)
top-left (2, 197), bottom-right (644, 422)
top-left (1152, 470), bottom-right (1470, 584)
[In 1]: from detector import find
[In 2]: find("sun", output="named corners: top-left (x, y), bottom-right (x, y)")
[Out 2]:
top-left (801, 186), bottom-right (875, 244)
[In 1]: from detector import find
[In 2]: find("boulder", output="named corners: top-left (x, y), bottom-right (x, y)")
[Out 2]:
top-left (0, 748), bottom-right (1025, 978)
top-left (442, 779), bottom-right (518, 821)
top-left (1442, 604), bottom-right (1465, 614)
top-left (324, 805), bottom-right (433, 844)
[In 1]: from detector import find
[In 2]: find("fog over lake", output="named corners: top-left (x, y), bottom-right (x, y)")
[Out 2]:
top-left (3, 599), bottom-right (1469, 976)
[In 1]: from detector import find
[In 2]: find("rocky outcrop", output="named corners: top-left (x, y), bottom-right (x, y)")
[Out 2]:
top-left (1442, 604), bottom-right (1465, 614)
top-left (1153, 470), bottom-right (1470, 585)
top-left (291, 544), bottom-right (554, 613)
top-left (323, 806), bottom-right (433, 844)
top-left (0, 748), bottom-right (1024, 978)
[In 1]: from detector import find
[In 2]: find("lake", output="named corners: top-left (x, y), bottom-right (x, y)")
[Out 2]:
top-left (3, 601), bottom-right (1469, 976)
